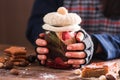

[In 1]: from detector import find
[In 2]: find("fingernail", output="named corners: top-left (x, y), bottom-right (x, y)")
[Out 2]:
top-left (43, 49), bottom-right (47, 53)
top-left (65, 53), bottom-right (71, 57)
top-left (41, 41), bottom-right (46, 45)
top-left (68, 60), bottom-right (73, 64)
top-left (67, 46), bottom-right (72, 50)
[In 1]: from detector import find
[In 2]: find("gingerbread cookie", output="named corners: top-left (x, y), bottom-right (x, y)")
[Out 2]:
top-left (4, 46), bottom-right (29, 67)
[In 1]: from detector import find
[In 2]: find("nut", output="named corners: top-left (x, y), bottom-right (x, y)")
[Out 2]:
top-left (10, 69), bottom-right (19, 75)
top-left (73, 69), bottom-right (81, 75)
top-left (99, 75), bottom-right (107, 80)
top-left (0, 63), bottom-right (4, 68)
top-left (0, 57), bottom-right (6, 63)
top-left (57, 7), bottom-right (68, 15)
top-left (106, 74), bottom-right (116, 80)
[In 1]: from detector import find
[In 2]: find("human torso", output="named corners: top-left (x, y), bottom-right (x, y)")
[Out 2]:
top-left (63, 0), bottom-right (120, 35)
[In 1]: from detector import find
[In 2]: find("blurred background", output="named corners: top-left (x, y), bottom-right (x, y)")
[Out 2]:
top-left (0, 0), bottom-right (34, 48)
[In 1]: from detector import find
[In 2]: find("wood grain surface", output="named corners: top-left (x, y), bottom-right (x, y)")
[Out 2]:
top-left (0, 44), bottom-right (120, 80)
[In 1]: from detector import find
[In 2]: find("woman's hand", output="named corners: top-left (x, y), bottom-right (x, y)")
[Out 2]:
top-left (36, 29), bottom-right (93, 68)
top-left (35, 33), bottom-right (48, 64)
top-left (65, 32), bottom-right (86, 68)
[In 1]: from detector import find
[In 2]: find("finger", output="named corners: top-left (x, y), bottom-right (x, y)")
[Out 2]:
top-left (36, 47), bottom-right (48, 54)
top-left (67, 59), bottom-right (85, 65)
top-left (37, 55), bottom-right (46, 65)
top-left (76, 32), bottom-right (84, 42)
top-left (65, 52), bottom-right (86, 58)
top-left (72, 64), bottom-right (81, 68)
top-left (39, 33), bottom-right (45, 38)
top-left (41, 60), bottom-right (45, 64)
top-left (67, 43), bottom-right (85, 50)
top-left (37, 55), bottom-right (47, 61)
top-left (35, 38), bottom-right (47, 46)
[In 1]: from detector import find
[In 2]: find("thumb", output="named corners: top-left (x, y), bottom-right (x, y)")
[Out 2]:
top-left (76, 32), bottom-right (84, 42)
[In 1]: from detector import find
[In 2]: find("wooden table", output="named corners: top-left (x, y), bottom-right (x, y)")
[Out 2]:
top-left (0, 44), bottom-right (120, 80)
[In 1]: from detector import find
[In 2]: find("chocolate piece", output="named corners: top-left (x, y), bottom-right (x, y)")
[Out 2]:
top-left (27, 55), bottom-right (36, 63)
top-left (106, 74), bottom-right (116, 80)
